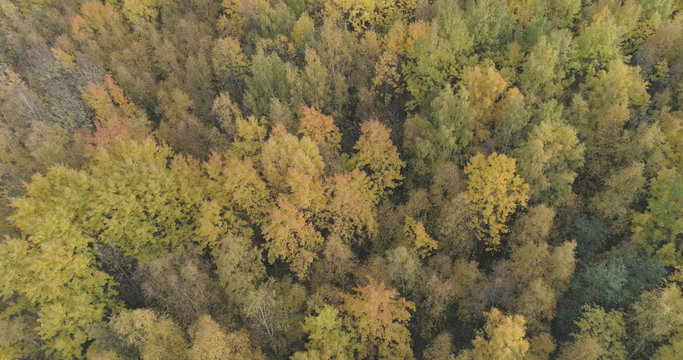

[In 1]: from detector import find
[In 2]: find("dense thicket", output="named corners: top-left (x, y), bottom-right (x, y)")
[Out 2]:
top-left (0, 0), bottom-right (681, 359)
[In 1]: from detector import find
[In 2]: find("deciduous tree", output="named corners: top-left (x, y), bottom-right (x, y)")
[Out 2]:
top-left (465, 153), bottom-right (529, 250)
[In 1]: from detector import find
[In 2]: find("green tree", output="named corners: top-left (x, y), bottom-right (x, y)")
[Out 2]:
top-left (464, 0), bottom-right (514, 56)
top-left (403, 0), bottom-right (473, 110)
top-left (590, 162), bottom-right (646, 234)
top-left (514, 119), bottom-right (585, 206)
top-left (519, 36), bottom-right (563, 102)
top-left (631, 169), bottom-right (682, 266)
top-left (291, 306), bottom-right (357, 360)
top-left (573, 61), bottom-right (649, 190)
top-left (416, 85), bottom-right (474, 169)
top-left (211, 36), bottom-right (248, 96)
top-left (570, 8), bottom-right (625, 80)
top-left (570, 305), bottom-right (627, 360)
top-left (1, 165), bottom-right (116, 359)
top-left (244, 50), bottom-right (291, 117)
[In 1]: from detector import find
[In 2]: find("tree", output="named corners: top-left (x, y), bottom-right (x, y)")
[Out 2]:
top-left (556, 256), bottom-right (665, 334)
top-left (81, 75), bottom-right (150, 144)
top-left (262, 197), bottom-right (324, 279)
top-left (629, 283), bottom-right (683, 359)
top-left (422, 332), bottom-right (455, 360)
top-left (196, 154), bottom-right (271, 248)
top-left (590, 162), bottom-right (646, 234)
top-left (211, 36), bottom-right (248, 96)
top-left (244, 278), bottom-right (307, 356)
top-left (631, 169), bottom-right (682, 266)
top-left (548, 0), bottom-right (581, 28)
top-left (297, 106), bottom-right (342, 151)
top-left (323, 169), bottom-right (378, 245)
top-left (459, 63), bottom-right (509, 144)
top-left (291, 48), bottom-right (331, 111)
top-left (567, 215), bottom-right (613, 261)
top-left (213, 235), bottom-right (266, 313)
top-left (508, 204), bottom-right (555, 248)
top-left (403, 0), bottom-right (473, 110)
top-left (351, 119), bottom-right (404, 199)
top-left (2, 165), bottom-right (116, 359)
top-left (229, 115), bottom-right (268, 160)
top-left (244, 50), bottom-right (291, 117)
top-left (464, 153), bottom-right (529, 250)
top-left (569, 305), bottom-right (627, 360)
top-left (331, 0), bottom-right (415, 33)
top-left (573, 61), bottom-right (649, 188)
top-left (514, 120), bottom-right (585, 206)
top-left (492, 92), bottom-right (530, 153)
top-left (109, 309), bottom-right (189, 360)
top-left (212, 92), bottom-right (242, 140)
top-left (84, 139), bottom-right (195, 261)
top-left (520, 34), bottom-right (563, 99)
top-left (570, 8), bottom-right (625, 80)
top-left (0, 316), bottom-right (41, 360)
top-left (291, 306), bottom-right (357, 360)
top-left (464, 0), bottom-right (514, 55)
top-left (188, 315), bottom-right (265, 360)
top-left (156, 88), bottom-right (211, 157)
top-left (434, 192), bottom-right (476, 258)
top-left (404, 216), bottom-right (437, 258)
top-left (297, 106), bottom-right (343, 173)
top-left (261, 123), bottom-right (325, 192)
top-left (0, 235), bottom-right (115, 359)
top-left (416, 85), bottom-right (474, 169)
top-left (133, 246), bottom-right (223, 327)
top-left (344, 276), bottom-right (415, 359)
top-left (557, 337), bottom-right (603, 360)
top-left (386, 246), bottom-right (422, 294)
top-left (457, 308), bottom-right (529, 360)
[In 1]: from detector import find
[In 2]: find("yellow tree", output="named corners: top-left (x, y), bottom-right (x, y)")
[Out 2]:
top-left (297, 106), bottom-right (342, 150)
top-left (351, 119), bottom-right (404, 199)
top-left (188, 315), bottom-right (265, 360)
top-left (465, 153), bottom-right (529, 250)
top-left (109, 309), bottom-right (189, 360)
top-left (460, 63), bottom-right (509, 144)
top-left (344, 276), bottom-right (415, 359)
top-left (404, 216), bottom-right (437, 258)
top-left (324, 169), bottom-right (379, 245)
top-left (297, 106), bottom-right (343, 173)
top-left (457, 308), bottom-right (529, 360)
top-left (262, 122), bottom-right (325, 192)
top-left (262, 197), bottom-right (324, 279)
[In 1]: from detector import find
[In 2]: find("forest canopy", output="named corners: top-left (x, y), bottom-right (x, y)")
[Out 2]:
top-left (0, 0), bottom-right (682, 359)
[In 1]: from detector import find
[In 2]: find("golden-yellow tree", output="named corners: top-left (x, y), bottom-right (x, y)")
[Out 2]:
top-left (262, 197), bottom-right (324, 279)
top-left (404, 215), bottom-right (438, 258)
top-left (351, 119), bottom-right (404, 199)
top-left (344, 276), bottom-right (415, 359)
top-left (465, 152), bottom-right (529, 250)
